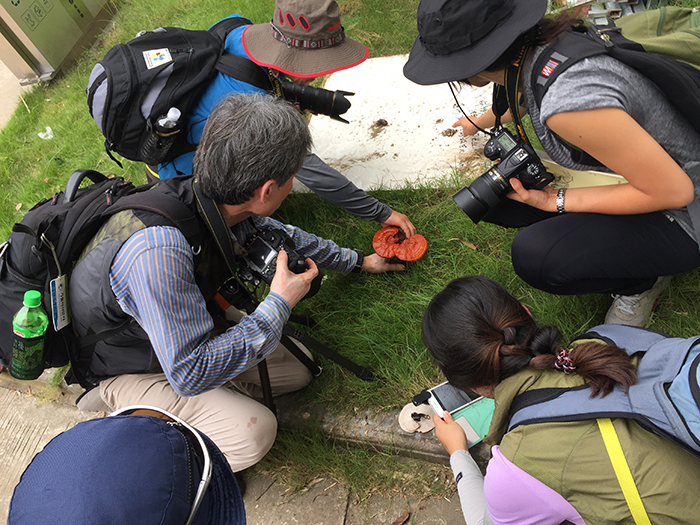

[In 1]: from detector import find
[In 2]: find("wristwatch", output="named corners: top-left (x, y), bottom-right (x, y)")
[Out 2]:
top-left (556, 188), bottom-right (566, 214)
top-left (352, 249), bottom-right (364, 273)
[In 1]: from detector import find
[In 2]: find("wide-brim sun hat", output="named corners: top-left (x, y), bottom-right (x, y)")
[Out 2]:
top-left (242, 0), bottom-right (368, 78)
top-left (8, 412), bottom-right (245, 525)
top-left (404, 0), bottom-right (549, 85)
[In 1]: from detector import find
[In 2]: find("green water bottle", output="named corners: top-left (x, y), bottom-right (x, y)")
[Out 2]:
top-left (10, 290), bottom-right (49, 380)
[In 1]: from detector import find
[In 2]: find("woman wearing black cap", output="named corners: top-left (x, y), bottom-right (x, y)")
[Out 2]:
top-left (404, 0), bottom-right (700, 329)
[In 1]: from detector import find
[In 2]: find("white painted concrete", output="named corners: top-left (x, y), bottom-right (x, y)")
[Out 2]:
top-left (304, 53), bottom-right (493, 191)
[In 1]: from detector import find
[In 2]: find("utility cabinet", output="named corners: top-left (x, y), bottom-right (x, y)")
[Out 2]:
top-left (0, 0), bottom-right (112, 84)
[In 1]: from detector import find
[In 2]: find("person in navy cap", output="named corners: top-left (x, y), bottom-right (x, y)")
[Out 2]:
top-left (8, 406), bottom-right (245, 525)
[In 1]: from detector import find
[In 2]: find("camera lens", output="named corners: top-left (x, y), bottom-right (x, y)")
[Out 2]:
top-left (281, 83), bottom-right (351, 122)
top-left (452, 167), bottom-right (511, 224)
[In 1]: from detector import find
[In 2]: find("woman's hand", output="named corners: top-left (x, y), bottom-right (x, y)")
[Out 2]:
top-left (453, 116), bottom-right (482, 137)
top-left (434, 411), bottom-right (468, 455)
top-left (506, 178), bottom-right (559, 212)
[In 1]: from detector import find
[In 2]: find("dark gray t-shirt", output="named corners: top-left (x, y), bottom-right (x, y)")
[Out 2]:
top-left (523, 46), bottom-right (700, 246)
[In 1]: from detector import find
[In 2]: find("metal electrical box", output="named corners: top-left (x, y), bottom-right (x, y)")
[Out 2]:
top-left (0, 0), bottom-right (112, 85)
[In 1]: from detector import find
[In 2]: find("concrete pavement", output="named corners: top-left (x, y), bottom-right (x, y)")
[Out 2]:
top-left (0, 367), bottom-right (473, 524)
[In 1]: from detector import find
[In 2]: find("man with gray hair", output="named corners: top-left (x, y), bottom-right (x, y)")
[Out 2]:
top-left (70, 93), bottom-right (404, 473)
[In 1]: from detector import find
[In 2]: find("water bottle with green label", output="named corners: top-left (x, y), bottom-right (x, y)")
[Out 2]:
top-left (10, 290), bottom-right (49, 380)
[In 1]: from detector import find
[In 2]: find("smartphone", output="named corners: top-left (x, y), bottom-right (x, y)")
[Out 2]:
top-left (426, 381), bottom-right (479, 415)
top-left (427, 381), bottom-right (495, 447)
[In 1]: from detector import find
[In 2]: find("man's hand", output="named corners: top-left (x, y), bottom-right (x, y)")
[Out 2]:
top-left (362, 253), bottom-right (406, 273)
top-left (434, 411), bottom-right (468, 456)
top-left (381, 210), bottom-right (417, 238)
top-left (269, 250), bottom-right (319, 308)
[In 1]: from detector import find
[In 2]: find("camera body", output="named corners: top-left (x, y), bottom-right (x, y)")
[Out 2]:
top-left (453, 128), bottom-right (554, 224)
top-left (239, 228), bottom-right (307, 285)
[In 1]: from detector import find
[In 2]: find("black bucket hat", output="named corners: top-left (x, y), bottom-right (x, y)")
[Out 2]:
top-left (404, 0), bottom-right (548, 85)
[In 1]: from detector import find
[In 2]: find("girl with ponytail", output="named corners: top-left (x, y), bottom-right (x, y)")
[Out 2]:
top-left (422, 276), bottom-right (700, 525)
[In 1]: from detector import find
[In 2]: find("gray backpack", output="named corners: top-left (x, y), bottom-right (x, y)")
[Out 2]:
top-left (508, 324), bottom-right (700, 457)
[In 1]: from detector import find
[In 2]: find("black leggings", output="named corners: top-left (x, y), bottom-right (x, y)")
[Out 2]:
top-left (483, 200), bottom-right (700, 296)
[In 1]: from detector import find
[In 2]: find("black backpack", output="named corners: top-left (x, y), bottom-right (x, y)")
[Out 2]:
top-left (0, 170), bottom-right (200, 387)
top-left (86, 16), bottom-right (271, 167)
top-left (530, 13), bottom-right (700, 166)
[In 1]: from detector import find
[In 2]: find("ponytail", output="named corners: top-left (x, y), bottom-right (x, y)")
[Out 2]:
top-left (529, 341), bottom-right (637, 397)
top-left (422, 276), bottom-right (638, 397)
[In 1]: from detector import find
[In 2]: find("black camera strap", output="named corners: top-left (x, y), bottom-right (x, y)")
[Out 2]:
top-left (282, 324), bottom-right (375, 381)
top-left (494, 44), bottom-right (532, 146)
top-left (192, 180), bottom-right (239, 276)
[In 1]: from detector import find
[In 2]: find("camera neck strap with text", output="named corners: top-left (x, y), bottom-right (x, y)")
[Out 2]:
top-left (493, 44), bottom-right (531, 146)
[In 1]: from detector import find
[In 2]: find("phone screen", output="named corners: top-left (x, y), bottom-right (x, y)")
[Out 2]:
top-left (429, 382), bottom-right (479, 413)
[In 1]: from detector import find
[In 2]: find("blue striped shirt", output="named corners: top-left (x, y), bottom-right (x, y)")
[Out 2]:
top-left (109, 215), bottom-right (357, 396)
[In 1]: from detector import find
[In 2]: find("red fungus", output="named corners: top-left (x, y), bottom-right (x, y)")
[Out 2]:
top-left (372, 227), bottom-right (427, 262)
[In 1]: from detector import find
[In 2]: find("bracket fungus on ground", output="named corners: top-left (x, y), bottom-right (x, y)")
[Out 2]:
top-left (372, 227), bottom-right (428, 262)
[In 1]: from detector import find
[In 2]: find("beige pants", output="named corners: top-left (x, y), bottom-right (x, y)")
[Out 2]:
top-left (79, 335), bottom-right (312, 473)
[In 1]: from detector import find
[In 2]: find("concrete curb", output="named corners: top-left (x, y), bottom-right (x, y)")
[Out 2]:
top-left (275, 394), bottom-right (491, 472)
top-left (0, 367), bottom-right (489, 470)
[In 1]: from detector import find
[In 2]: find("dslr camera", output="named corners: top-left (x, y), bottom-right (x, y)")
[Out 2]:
top-left (239, 228), bottom-right (307, 285)
top-left (453, 128), bottom-right (554, 224)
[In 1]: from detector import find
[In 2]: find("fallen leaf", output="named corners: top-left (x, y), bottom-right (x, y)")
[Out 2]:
top-left (44, 178), bottom-right (49, 183)
top-left (448, 238), bottom-right (477, 250)
top-left (15, 203), bottom-right (22, 211)
top-left (391, 511), bottom-right (410, 525)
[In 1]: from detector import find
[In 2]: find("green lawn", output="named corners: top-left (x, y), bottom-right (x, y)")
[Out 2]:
top-left (2, 0), bottom-right (700, 495)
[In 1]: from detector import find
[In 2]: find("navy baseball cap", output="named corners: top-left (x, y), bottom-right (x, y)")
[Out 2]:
top-left (8, 407), bottom-right (245, 525)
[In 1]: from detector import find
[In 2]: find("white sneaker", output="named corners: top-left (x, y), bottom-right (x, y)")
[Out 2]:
top-left (604, 276), bottom-right (672, 327)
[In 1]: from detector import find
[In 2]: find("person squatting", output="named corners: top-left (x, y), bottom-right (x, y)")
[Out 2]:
top-left (11, 0), bottom-right (700, 523)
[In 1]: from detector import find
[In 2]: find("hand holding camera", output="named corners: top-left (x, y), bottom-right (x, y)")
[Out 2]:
top-left (507, 177), bottom-right (560, 212)
top-left (452, 128), bottom-right (554, 223)
top-left (269, 251), bottom-right (319, 309)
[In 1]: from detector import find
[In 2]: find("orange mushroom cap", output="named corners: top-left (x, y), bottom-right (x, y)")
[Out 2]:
top-left (372, 227), bottom-right (427, 262)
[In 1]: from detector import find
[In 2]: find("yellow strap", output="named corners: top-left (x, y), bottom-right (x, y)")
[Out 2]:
top-left (597, 418), bottom-right (652, 525)
top-left (145, 164), bottom-right (160, 180)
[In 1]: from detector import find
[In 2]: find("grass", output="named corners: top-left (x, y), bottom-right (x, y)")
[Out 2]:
top-left (3, 0), bottom-right (700, 497)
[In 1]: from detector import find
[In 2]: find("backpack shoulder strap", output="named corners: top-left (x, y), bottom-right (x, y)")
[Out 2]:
top-left (576, 324), bottom-right (672, 357)
top-left (216, 53), bottom-right (273, 92)
top-left (531, 26), bottom-right (609, 108)
top-left (104, 189), bottom-right (204, 249)
top-left (208, 15), bottom-right (253, 41)
top-left (208, 16), bottom-right (273, 92)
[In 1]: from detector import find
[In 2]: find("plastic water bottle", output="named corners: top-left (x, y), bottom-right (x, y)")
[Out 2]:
top-left (141, 107), bottom-right (181, 165)
top-left (156, 107), bottom-right (181, 131)
top-left (10, 290), bottom-right (49, 380)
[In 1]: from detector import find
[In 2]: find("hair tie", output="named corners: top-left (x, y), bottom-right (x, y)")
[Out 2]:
top-left (503, 327), bottom-right (516, 346)
top-left (554, 349), bottom-right (575, 374)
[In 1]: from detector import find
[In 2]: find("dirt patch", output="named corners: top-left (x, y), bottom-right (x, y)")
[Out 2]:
top-left (369, 119), bottom-right (389, 139)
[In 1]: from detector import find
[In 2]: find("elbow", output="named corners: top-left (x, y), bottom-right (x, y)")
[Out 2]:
top-left (669, 179), bottom-right (695, 209)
